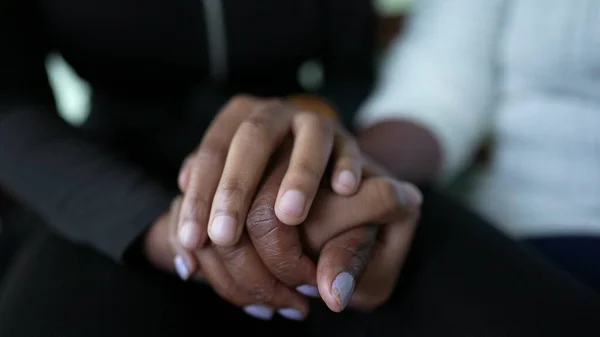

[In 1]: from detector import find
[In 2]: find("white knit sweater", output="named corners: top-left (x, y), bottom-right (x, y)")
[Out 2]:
top-left (358, 0), bottom-right (600, 238)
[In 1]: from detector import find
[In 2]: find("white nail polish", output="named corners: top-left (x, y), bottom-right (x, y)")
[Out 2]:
top-left (243, 304), bottom-right (274, 320)
top-left (332, 272), bottom-right (355, 309)
top-left (278, 308), bottom-right (305, 321)
top-left (296, 284), bottom-right (320, 298)
top-left (174, 255), bottom-right (190, 280)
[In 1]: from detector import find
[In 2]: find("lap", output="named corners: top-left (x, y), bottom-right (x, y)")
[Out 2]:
top-left (525, 236), bottom-right (600, 291)
top-left (1, 189), bottom-right (599, 337)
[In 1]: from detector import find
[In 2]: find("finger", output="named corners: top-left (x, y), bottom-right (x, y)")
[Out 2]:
top-left (330, 129), bottom-right (363, 196)
top-left (316, 226), bottom-right (378, 312)
top-left (207, 101), bottom-right (298, 247)
top-left (197, 247), bottom-right (277, 320)
top-left (246, 151), bottom-right (318, 296)
top-left (178, 95), bottom-right (258, 249)
top-left (275, 112), bottom-right (335, 225)
top-left (215, 235), bottom-right (310, 321)
top-left (302, 177), bottom-right (422, 251)
top-left (194, 246), bottom-right (283, 319)
top-left (349, 218), bottom-right (416, 311)
top-left (167, 196), bottom-right (199, 280)
top-left (177, 154), bottom-right (194, 192)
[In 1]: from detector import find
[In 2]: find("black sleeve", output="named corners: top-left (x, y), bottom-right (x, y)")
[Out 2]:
top-left (319, 0), bottom-right (376, 129)
top-left (0, 0), bottom-right (174, 261)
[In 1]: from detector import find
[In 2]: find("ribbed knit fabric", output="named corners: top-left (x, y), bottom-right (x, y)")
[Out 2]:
top-left (358, 0), bottom-right (600, 238)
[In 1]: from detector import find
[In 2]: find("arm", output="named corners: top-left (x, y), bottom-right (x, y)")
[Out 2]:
top-left (356, 0), bottom-right (508, 183)
top-left (0, 0), bottom-right (174, 261)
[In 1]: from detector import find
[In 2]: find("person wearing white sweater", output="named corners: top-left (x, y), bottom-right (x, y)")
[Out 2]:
top-left (357, 0), bottom-right (600, 289)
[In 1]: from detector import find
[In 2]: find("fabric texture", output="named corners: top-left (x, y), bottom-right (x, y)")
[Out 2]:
top-left (1, 189), bottom-right (599, 337)
top-left (0, 0), bottom-right (374, 261)
top-left (357, 0), bottom-right (600, 238)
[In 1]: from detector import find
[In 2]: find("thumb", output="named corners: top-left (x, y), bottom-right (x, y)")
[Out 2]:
top-left (315, 225), bottom-right (378, 312)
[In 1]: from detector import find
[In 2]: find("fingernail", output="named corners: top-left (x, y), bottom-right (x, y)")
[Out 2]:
top-left (243, 304), bottom-right (274, 320)
top-left (332, 272), bottom-right (355, 310)
top-left (209, 215), bottom-right (237, 245)
top-left (278, 190), bottom-right (306, 217)
top-left (278, 308), bottom-right (305, 321)
top-left (174, 255), bottom-right (190, 280)
top-left (296, 284), bottom-right (320, 298)
top-left (179, 220), bottom-right (200, 248)
top-left (394, 181), bottom-right (423, 206)
top-left (335, 170), bottom-right (357, 192)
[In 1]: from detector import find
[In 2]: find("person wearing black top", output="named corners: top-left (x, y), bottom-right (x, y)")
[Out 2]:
top-left (0, 0), bottom-right (599, 336)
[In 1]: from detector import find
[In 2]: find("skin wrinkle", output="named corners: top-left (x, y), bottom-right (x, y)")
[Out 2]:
top-left (341, 227), bottom-right (378, 279)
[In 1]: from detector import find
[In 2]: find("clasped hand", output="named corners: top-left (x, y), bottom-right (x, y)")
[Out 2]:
top-left (144, 95), bottom-right (421, 321)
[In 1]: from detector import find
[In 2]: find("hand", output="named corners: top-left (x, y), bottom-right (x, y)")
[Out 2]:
top-left (177, 95), bottom-right (365, 249)
top-left (246, 153), bottom-right (421, 312)
top-left (145, 195), bottom-right (312, 321)
top-left (168, 148), bottom-right (420, 317)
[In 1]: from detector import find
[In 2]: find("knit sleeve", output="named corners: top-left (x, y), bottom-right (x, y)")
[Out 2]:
top-left (356, 0), bottom-right (508, 182)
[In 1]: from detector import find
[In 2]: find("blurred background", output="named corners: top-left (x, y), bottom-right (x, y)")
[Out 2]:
top-left (47, 0), bottom-right (414, 125)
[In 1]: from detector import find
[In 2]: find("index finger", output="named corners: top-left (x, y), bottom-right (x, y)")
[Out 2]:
top-left (177, 95), bottom-right (259, 249)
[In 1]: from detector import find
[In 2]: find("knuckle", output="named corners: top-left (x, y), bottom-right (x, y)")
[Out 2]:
top-left (246, 204), bottom-right (279, 240)
top-left (218, 244), bottom-right (247, 265)
top-left (218, 182), bottom-right (246, 206)
top-left (342, 244), bottom-right (371, 275)
top-left (182, 194), bottom-right (211, 218)
top-left (196, 139), bottom-right (228, 166)
top-left (245, 279), bottom-right (277, 303)
top-left (239, 112), bottom-right (273, 141)
top-left (270, 249), bottom-right (305, 280)
top-left (293, 159), bottom-right (323, 185)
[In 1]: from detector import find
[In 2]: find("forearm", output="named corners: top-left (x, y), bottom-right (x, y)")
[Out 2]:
top-left (0, 107), bottom-right (175, 261)
top-left (358, 120), bottom-right (442, 184)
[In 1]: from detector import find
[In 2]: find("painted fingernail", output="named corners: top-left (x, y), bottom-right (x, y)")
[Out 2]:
top-left (209, 215), bottom-right (237, 245)
top-left (296, 284), bottom-right (320, 298)
top-left (243, 305), bottom-right (274, 320)
top-left (332, 272), bottom-right (355, 310)
top-left (179, 220), bottom-right (200, 249)
top-left (394, 181), bottom-right (423, 206)
top-left (174, 255), bottom-right (190, 280)
top-left (335, 170), bottom-right (357, 192)
top-left (278, 308), bottom-right (305, 321)
top-left (278, 190), bottom-right (306, 218)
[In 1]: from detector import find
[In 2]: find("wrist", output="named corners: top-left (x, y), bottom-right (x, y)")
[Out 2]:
top-left (358, 120), bottom-right (442, 184)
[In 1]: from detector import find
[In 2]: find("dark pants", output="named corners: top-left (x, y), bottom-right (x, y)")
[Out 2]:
top-left (526, 236), bottom-right (600, 291)
top-left (1, 189), bottom-right (599, 337)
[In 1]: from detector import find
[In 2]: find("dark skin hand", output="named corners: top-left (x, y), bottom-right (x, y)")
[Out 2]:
top-left (358, 120), bottom-right (443, 184)
top-left (147, 149), bottom-right (421, 320)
